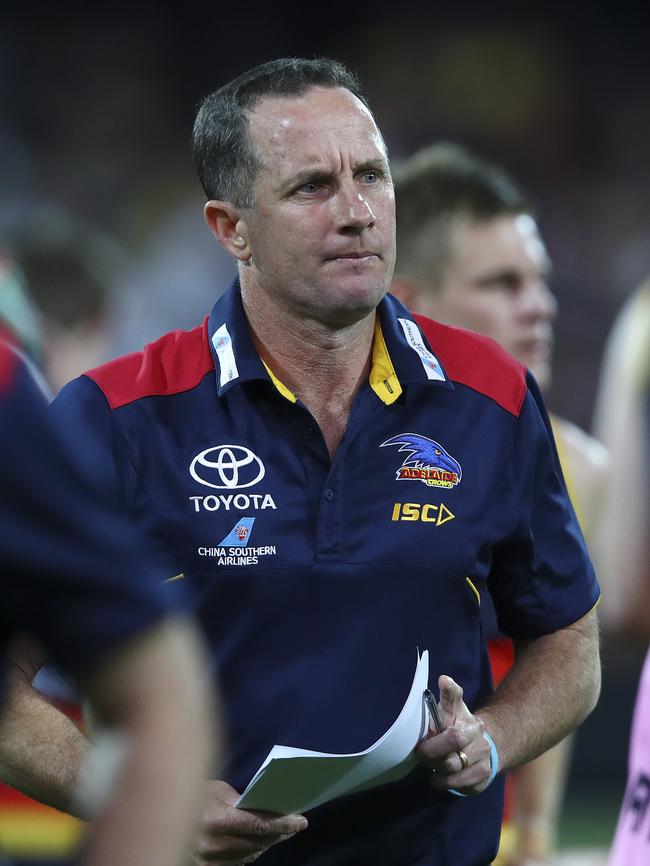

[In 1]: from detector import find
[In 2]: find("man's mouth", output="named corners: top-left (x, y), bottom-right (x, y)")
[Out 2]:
top-left (326, 251), bottom-right (380, 262)
top-left (516, 337), bottom-right (552, 360)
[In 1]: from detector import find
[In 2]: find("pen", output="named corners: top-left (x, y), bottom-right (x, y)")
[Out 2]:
top-left (424, 688), bottom-right (444, 734)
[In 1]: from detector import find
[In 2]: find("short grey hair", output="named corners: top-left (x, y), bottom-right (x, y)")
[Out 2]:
top-left (192, 57), bottom-right (370, 208)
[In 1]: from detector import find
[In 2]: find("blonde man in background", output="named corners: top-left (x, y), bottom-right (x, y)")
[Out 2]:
top-left (392, 143), bottom-right (609, 865)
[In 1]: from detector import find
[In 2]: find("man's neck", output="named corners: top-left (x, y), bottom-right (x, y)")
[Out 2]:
top-left (241, 283), bottom-right (376, 457)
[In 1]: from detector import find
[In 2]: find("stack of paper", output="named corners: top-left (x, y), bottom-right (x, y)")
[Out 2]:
top-left (236, 650), bottom-right (430, 814)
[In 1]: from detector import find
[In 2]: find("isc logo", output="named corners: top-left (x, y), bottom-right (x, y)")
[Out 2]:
top-left (391, 502), bottom-right (455, 526)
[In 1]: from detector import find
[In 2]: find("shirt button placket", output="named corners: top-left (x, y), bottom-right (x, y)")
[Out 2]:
top-left (317, 473), bottom-right (342, 560)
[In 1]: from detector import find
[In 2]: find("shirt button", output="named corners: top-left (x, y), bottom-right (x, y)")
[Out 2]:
top-left (324, 488), bottom-right (335, 501)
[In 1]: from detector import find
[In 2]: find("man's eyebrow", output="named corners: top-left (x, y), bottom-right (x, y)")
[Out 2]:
top-left (282, 166), bottom-right (334, 189)
top-left (352, 158), bottom-right (390, 174)
top-left (280, 157), bottom-right (390, 192)
top-left (474, 263), bottom-right (554, 286)
top-left (474, 268), bottom-right (520, 286)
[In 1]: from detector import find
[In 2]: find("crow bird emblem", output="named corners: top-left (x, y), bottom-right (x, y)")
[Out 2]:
top-left (381, 433), bottom-right (462, 487)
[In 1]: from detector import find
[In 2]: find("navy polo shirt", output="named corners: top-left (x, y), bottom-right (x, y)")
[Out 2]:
top-left (54, 281), bottom-right (599, 866)
top-left (0, 340), bottom-right (173, 704)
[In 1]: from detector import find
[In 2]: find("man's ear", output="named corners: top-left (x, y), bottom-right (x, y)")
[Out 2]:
top-left (204, 200), bottom-right (251, 263)
top-left (390, 275), bottom-right (419, 311)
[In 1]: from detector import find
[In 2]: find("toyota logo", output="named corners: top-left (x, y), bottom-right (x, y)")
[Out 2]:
top-left (190, 445), bottom-right (265, 490)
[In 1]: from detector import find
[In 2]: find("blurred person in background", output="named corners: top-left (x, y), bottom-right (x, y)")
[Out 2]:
top-left (0, 336), bottom-right (217, 866)
top-left (0, 206), bottom-right (227, 865)
top-left (0, 58), bottom-right (601, 866)
top-left (0, 217), bottom-right (117, 864)
top-left (592, 282), bottom-right (650, 866)
top-left (6, 209), bottom-right (121, 394)
top-left (4, 202), bottom-right (235, 390)
top-left (392, 142), bottom-right (609, 866)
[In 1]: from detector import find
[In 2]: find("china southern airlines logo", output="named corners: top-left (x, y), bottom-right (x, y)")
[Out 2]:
top-left (381, 433), bottom-right (462, 489)
top-left (218, 517), bottom-right (255, 546)
top-left (197, 516), bottom-right (278, 566)
top-left (190, 445), bottom-right (265, 490)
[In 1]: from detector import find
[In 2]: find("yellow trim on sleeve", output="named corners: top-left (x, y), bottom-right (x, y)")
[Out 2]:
top-left (165, 573), bottom-right (185, 582)
top-left (465, 576), bottom-right (481, 605)
top-left (370, 318), bottom-right (403, 405)
top-left (262, 360), bottom-right (297, 403)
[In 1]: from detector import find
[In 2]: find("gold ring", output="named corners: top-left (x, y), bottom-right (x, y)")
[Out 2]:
top-left (457, 750), bottom-right (469, 770)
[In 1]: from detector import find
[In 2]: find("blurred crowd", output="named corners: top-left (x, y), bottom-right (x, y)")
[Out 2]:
top-left (2, 7), bottom-right (649, 424)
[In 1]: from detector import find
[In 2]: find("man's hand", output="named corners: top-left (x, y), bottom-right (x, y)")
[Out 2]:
top-left (191, 780), bottom-right (308, 865)
top-left (416, 675), bottom-right (493, 796)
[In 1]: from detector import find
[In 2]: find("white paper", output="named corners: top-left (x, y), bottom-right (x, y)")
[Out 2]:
top-left (236, 650), bottom-right (430, 814)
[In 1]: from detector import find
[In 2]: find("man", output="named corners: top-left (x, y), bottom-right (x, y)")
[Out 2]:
top-left (0, 336), bottom-right (216, 866)
top-left (391, 142), bottom-right (609, 864)
top-left (5, 59), bottom-right (600, 866)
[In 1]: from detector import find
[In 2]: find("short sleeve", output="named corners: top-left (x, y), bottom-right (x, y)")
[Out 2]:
top-left (53, 376), bottom-right (180, 583)
top-left (488, 372), bottom-right (600, 639)
top-left (53, 376), bottom-right (136, 509)
top-left (0, 357), bottom-right (178, 678)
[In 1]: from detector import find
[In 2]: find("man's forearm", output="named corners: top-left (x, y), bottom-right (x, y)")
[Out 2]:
top-left (0, 667), bottom-right (90, 815)
top-left (478, 608), bottom-right (600, 774)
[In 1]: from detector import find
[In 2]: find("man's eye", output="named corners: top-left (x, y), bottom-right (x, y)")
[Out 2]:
top-left (481, 275), bottom-right (521, 293)
top-left (361, 171), bottom-right (380, 184)
top-left (298, 182), bottom-right (320, 194)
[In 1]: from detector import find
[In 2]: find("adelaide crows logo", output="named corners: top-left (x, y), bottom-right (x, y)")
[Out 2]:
top-left (381, 433), bottom-right (462, 488)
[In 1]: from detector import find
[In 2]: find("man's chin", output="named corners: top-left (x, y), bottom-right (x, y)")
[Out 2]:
top-left (314, 277), bottom-right (389, 322)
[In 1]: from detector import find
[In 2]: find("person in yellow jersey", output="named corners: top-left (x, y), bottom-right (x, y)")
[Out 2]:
top-left (391, 142), bottom-right (609, 866)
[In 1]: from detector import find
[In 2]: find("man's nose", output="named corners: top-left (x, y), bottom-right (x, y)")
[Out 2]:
top-left (524, 280), bottom-right (558, 321)
top-left (336, 183), bottom-right (376, 232)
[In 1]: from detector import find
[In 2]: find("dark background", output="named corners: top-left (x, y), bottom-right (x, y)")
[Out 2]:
top-left (4, 2), bottom-right (650, 423)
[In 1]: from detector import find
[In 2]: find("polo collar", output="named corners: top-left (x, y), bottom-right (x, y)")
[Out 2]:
top-left (207, 280), bottom-right (453, 402)
top-left (376, 292), bottom-right (453, 393)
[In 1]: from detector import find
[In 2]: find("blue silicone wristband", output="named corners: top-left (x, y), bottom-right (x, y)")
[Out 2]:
top-left (448, 731), bottom-right (499, 798)
top-left (483, 731), bottom-right (499, 787)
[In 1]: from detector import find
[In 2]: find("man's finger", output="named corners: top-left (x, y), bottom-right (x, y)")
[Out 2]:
top-left (241, 811), bottom-right (308, 839)
top-left (217, 808), bottom-right (308, 838)
top-left (416, 723), bottom-right (476, 764)
top-left (430, 755), bottom-right (492, 795)
top-left (438, 674), bottom-right (464, 724)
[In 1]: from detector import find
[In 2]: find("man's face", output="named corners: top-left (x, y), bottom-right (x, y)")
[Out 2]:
top-left (416, 213), bottom-right (557, 388)
top-left (239, 86), bottom-right (396, 327)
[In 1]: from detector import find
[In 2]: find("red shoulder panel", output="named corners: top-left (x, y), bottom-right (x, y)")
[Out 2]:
top-left (414, 314), bottom-right (527, 417)
top-left (85, 317), bottom-right (214, 410)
